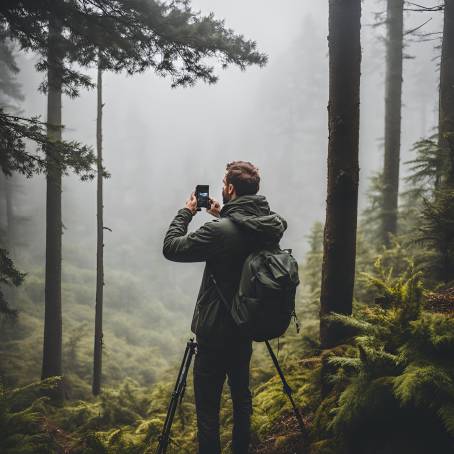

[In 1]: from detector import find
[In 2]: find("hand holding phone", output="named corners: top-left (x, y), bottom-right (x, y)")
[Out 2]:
top-left (207, 197), bottom-right (221, 218)
top-left (185, 192), bottom-right (198, 215)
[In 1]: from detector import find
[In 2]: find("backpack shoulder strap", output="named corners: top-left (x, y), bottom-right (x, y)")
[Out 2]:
top-left (208, 270), bottom-right (232, 314)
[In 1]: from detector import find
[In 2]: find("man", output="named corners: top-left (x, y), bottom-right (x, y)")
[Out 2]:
top-left (162, 161), bottom-right (288, 454)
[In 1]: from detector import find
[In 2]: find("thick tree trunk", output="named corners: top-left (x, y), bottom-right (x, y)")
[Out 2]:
top-left (382, 0), bottom-right (404, 246)
top-left (440, 0), bottom-right (454, 187)
top-left (438, 0), bottom-right (454, 282)
top-left (92, 63), bottom-right (104, 396)
top-left (320, 0), bottom-right (361, 349)
top-left (41, 18), bottom-right (63, 383)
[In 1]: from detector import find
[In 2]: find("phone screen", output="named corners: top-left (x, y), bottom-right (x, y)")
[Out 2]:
top-left (195, 185), bottom-right (209, 209)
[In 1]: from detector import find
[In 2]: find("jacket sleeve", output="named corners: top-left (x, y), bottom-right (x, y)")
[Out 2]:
top-left (163, 208), bottom-right (223, 262)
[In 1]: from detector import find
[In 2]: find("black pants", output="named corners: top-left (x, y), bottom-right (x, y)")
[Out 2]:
top-left (193, 339), bottom-right (253, 454)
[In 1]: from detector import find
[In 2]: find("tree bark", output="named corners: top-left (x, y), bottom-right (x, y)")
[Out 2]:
top-left (92, 62), bottom-right (104, 396)
top-left (320, 0), bottom-right (361, 349)
top-left (41, 18), bottom-right (63, 383)
top-left (438, 0), bottom-right (454, 283)
top-left (440, 0), bottom-right (454, 187)
top-left (382, 0), bottom-right (404, 246)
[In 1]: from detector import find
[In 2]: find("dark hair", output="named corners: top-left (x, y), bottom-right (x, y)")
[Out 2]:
top-left (225, 161), bottom-right (260, 196)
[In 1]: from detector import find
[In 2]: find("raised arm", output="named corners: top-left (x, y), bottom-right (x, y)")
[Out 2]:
top-left (163, 208), bottom-right (223, 262)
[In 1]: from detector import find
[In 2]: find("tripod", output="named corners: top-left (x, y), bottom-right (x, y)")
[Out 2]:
top-left (156, 273), bottom-right (306, 453)
top-left (155, 338), bottom-right (197, 454)
top-left (155, 335), bottom-right (305, 454)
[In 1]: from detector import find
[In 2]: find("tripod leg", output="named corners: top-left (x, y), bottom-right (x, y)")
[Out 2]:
top-left (265, 340), bottom-right (306, 436)
top-left (156, 342), bottom-right (191, 454)
top-left (155, 339), bottom-right (197, 454)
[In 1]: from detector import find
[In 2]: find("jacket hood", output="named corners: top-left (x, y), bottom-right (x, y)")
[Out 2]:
top-left (220, 194), bottom-right (287, 243)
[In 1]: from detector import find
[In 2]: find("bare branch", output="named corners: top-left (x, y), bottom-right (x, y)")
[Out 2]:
top-left (405, 17), bottom-right (432, 36)
top-left (404, 2), bottom-right (444, 12)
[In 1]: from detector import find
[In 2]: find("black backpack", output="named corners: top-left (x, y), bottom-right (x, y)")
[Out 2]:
top-left (210, 246), bottom-right (300, 342)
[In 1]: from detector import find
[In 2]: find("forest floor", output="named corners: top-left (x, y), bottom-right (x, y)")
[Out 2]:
top-left (251, 412), bottom-right (310, 454)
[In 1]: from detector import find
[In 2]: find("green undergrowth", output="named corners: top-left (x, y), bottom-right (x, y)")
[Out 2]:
top-left (309, 263), bottom-right (454, 453)
top-left (0, 259), bottom-right (190, 398)
top-left (249, 258), bottom-right (454, 454)
top-left (0, 268), bottom-right (317, 453)
top-left (2, 225), bottom-right (454, 453)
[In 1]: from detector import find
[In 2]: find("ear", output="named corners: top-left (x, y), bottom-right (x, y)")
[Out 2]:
top-left (228, 183), bottom-right (235, 195)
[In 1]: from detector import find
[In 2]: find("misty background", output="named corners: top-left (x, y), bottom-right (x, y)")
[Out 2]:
top-left (5, 0), bottom-right (441, 376)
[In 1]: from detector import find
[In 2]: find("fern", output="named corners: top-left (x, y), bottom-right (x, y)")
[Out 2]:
top-left (438, 404), bottom-right (454, 438)
top-left (320, 263), bottom-right (454, 452)
top-left (0, 378), bottom-right (62, 453)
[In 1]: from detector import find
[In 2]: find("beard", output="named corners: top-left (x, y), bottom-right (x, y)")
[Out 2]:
top-left (222, 187), bottom-right (231, 204)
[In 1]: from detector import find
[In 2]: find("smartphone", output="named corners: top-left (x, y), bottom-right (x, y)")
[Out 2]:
top-left (195, 185), bottom-right (210, 211)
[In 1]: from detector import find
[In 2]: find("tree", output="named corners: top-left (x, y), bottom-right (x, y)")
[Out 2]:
top-left (320, 0), bottom-right (362, 349)
top-left (0, 1), bottom-right (266, 92)
top-left (430, 0), bottom-right (454, 283)
top-left (0, 27), bottom-right (96, 178)
top-left (1, 1), bottom-right (267, 387)
top-left (0, 112), bottom-right (97, 178)
top-left (440, 0), bottom-right (454, 189)
top-left (0, 37), bottom-right (93, 324)
top-left (0, 38), bottom-right (26, 310)
top-left (0, 36), bottom-right (23, 105)
top-left (0, 27), bottom-right (96, 180)
top-left (0, 38), bottom-right (23, 256)
top-left (0, 248), bottom-right (24, 318)
top-left (397, 2), bottom-right (454, 283)
top-left (0, 171), bottom-right (20, 308)
top-left (41, 16), bottom-right (63, 381)
top-left (92, 60), bottom-right (104, 396)
top-left (382, 0), bottom-right (404, 245)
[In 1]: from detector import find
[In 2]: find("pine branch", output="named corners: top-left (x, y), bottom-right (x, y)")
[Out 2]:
top-left (0, 110), bottom-right (100, 179)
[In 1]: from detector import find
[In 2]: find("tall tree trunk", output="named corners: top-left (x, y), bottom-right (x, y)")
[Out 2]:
top-left (382, 0), bottom-right (404, 246)
top-left (438, 0), bottom-right (454, 282)
top-left (5, 175), bottom-right (15, 304)
top-left (440, 0), bottom-right (454, 187)
top-left (5, 175), bottom-right (13, 254)
top-left (320, 0), bottom-right (361, 349)
top-left (0, 172), bottom-right (13, 251)
top-left (92, 62), bottom-right (104, 396)
top-left (0, 174), bottom-right (4, 237)
top-left (41, 18), bottom-right (63, 383)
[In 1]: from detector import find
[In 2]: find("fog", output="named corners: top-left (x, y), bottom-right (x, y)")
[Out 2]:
top-left (10, 0), bottom-right (442, 347)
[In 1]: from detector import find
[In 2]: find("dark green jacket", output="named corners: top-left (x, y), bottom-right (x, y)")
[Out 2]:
top-left (163, 194), bottom-right (287, 347)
